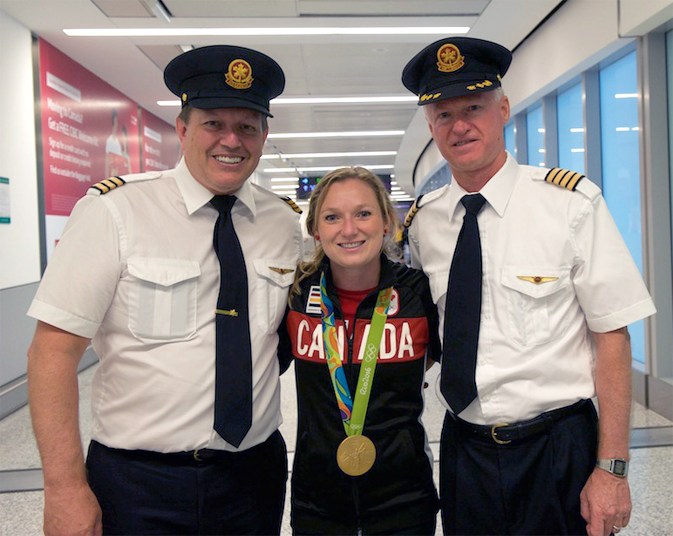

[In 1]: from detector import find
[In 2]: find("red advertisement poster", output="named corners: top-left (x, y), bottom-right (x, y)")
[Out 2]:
top-left (39, 38), bottom-right (140, 218)
top-left (140, 108), bottom-right (182, 172)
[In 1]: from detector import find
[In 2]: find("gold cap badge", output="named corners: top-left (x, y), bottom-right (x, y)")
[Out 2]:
top-left (225, 59), bottom-right (253, 90)
top-left (437, 43), bottom-right (465, 73)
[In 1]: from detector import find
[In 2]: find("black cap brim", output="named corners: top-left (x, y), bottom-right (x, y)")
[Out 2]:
top-left (188, 96), bottom-right (274, 117)
top-left (415, 76), bottom-right (501, 105)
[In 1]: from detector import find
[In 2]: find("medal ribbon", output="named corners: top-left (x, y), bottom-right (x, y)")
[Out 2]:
top-left (320, 272), bottom-right (392, 436)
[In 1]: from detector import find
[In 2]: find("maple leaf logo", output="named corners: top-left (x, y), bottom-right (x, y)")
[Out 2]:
top-left (437, 44), bottom-right (464, 73)
top-left (225, 59), bottom-right (254, 89)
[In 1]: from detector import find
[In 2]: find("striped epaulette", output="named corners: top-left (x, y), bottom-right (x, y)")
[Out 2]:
top-left (280, 195), bottom-right (302, 214)
top-left (544, 168), bottom-right (585, 191)
top-left (88, 176), bottom-right (126, 195)
top-left (403, 194), bottom-right (425, 228)
top-left (87, 172), bottom-right (162, 196)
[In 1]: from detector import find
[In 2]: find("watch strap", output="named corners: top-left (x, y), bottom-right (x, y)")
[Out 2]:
top-left (596, 458), bottom-right (629, 478)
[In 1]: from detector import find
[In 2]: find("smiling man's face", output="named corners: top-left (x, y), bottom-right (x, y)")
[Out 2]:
top-left (177, 107), bottom-right (268, 195)
top-left (425, 90), bottom-right (510, 190)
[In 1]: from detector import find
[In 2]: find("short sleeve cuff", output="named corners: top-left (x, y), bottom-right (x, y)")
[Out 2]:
top-left (586, 298), bottom-right (657, 333)
top-left (27, 300), bottom-right (100, 339)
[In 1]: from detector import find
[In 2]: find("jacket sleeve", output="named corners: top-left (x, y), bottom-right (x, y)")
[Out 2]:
top-left (420, 275), bottom-right (441, 363)
top-left (277, 306), bottom-right (294, 374)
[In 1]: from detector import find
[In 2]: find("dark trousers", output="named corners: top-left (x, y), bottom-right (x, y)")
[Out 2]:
top-left (440, 400), bottom-right (598, 535)
top-left (293, 515), bottom-right (436, 536)
top-left (86, 431), bottom-right (287, 535)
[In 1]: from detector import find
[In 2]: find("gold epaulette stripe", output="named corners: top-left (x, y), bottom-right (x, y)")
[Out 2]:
top-left (281, 196), bottom-right (302, 214)
top-left (91, 176), bottom-right (126, 194)
top-left (544, 168), bottom-right (585, 191)
top-left (403, 195), bottom-right (424, 228)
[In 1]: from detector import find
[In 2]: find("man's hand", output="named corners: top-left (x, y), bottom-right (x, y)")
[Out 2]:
top-left (580, 467), bottom-right (631, 536)
top-left (43, 481), bottom-right (102, 536)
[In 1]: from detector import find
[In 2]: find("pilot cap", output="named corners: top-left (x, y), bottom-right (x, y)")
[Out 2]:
top-left (402, 37), bottom-right (512, 105)
top-left (164, 45), bottom-right (285, 117)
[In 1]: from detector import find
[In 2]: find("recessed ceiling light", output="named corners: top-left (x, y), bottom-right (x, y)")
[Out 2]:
top-left (158, 96), bottom-right (416, 107)
top-left (273, 96), bottom-right (416, 105)
top-left (267, 131), bottom-right (404, 139)
top-left (262, 151), bottom-right (397, 160)
top-left (263, 165), bottom-right (395, 173)
top-left (64, 26), bottom-right (470, 37)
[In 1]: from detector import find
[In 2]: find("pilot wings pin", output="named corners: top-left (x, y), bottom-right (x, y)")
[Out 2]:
top-left (269, 267), bottom-right (295, 275)
top-left (517, 276), bottom-right (559, 285)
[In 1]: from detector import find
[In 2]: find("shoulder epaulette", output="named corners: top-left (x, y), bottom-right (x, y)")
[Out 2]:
top-left (280, 195), bottom-right (302, 214)
top-left (87, 171), bottom-right (163, 196)
top-left (403, 194), bottom-right (425, 228)
top-left (88, 176), bottom-right (126, 195)
top-left (544, 168), bottom-right (585, 191)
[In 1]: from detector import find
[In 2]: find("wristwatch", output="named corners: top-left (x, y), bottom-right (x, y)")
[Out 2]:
top-left (596, 458), bottom-right (629, 478)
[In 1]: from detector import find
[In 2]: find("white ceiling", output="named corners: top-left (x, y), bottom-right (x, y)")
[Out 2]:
top-left (1, 0), bottom-right (564, 196)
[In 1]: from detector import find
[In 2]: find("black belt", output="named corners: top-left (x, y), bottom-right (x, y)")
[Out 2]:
top-left (90, 430), bottom-right (281, 464)
top-left (452, 399), bottom-right (590, 444)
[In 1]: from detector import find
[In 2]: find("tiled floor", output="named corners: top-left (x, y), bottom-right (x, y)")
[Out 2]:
top-left (1, 364), bottom-right (672, 535)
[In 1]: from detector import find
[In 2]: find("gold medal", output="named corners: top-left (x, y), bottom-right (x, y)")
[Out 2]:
top-left (336, 435), bottom-right (376, 476)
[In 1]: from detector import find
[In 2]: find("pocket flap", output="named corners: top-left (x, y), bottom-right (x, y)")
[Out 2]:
top-left (501, 266), bottom-right (570, 298)
top-left (127, 258), bottom-right (201, 287)
top-left (429, 271), bottom-right (449, 305)
top-left (253, 259), bottom-right (296, 287)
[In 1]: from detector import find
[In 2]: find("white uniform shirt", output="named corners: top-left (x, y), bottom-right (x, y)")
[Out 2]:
top-left (409, 154), bottom-right (656, 425)
top-left (29, 158), bottom-right (302, 452)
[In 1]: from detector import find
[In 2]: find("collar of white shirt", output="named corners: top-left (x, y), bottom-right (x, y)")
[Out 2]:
top-left (173, 157), bottom-right (257, 218)
top-left (447, 152), bottom-right (520, 220)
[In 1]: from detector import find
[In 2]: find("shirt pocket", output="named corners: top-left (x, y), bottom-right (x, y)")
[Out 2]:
top-left (253, 259), bottom-right (296, 334)
top-left (429, 271), bottom-right (449, 308)
top-left (501, 265), bottom-right (572, 347)
top-left (127, 258), bottom-right (200, 342)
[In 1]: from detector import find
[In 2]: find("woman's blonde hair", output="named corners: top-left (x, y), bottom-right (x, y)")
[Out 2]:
top-left (290, 166), bottom-right (401, 298)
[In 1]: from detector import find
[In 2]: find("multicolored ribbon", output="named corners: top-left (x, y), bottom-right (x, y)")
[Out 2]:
top-left (320, 272), bottom-right (392, 436)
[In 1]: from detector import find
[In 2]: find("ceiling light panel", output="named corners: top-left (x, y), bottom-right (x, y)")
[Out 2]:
top-left (63, 26), bottom-right (471, 37)
top-left (313, 107), bottom-right (417, 133)
top-left (264, 138), bottom-right (401, 157)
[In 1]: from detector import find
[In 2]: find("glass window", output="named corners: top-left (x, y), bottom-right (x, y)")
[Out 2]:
top-left (599, 51), bottom-right (645, 363)
top-left (419, 162), bottom-right (450, 195)
top-left (557, 82), bottom-right (585, 174)
top-left (526, 105), bottom-right (545, 167)
top-left (504, 121), bottom-right (516, 158)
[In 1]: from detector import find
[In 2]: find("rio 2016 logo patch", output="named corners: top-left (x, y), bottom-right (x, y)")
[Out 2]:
top-left (386, 289), bottom-right (400, 316)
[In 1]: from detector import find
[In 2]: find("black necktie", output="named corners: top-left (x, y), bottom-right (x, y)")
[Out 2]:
top-left (441, 193), bottom-right (487, 414)
top-left (211, 195), bottom-right (252, 447)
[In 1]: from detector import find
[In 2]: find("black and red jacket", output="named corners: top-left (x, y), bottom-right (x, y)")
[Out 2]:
top-left (280, 256), bottom-right (440, 534)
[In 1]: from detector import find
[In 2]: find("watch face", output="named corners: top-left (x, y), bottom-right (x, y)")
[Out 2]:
top-left (613, 459), bottom-right (627, 475)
